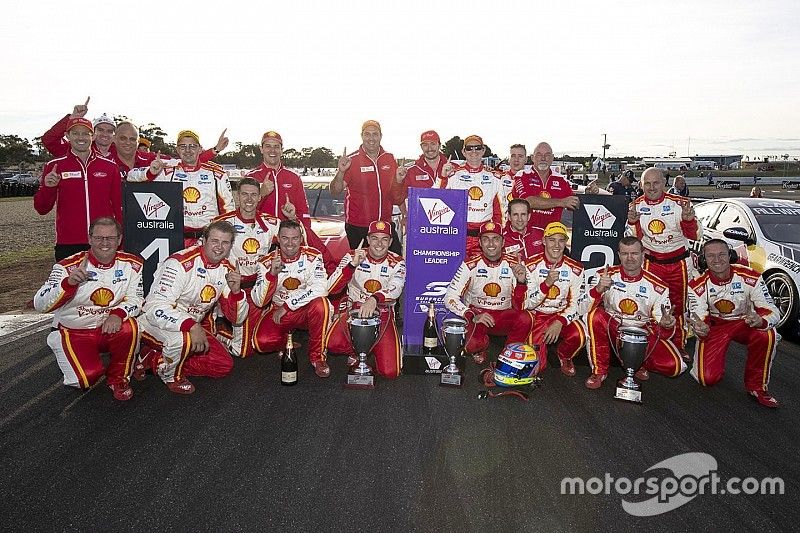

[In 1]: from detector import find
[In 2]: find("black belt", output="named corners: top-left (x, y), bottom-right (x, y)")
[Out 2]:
top-left (646, 251), bottom-right (689, 264)
top-left (241, 279), bottom-right (256, 290)
top-left (467, 229), bottom-right (480, 237)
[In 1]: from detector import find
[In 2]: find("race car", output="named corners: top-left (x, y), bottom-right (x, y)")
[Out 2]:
top-left (690, 198), bottom-right (800, 332)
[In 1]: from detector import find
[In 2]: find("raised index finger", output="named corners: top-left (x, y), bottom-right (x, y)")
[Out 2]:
top-left (84, 96), bottom-right (90, 106)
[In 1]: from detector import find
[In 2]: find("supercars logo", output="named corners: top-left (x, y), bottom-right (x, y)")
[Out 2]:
top-left (200, 285), bottom-right (217, 303)
top-left (584, 204), bottom-right (616, 230)
top-left (648, 219), bottom-right (666, 235)
top-left (418, 197), bottom-right (455, 225)
top-left (468, 186), bottom-right (484, 201)
top-left (89, 287), bottom-right (113, 307)
top-left (619, 298), bottom-right (638, 315)
top-left (364, 279), bottom-right (382, 293)
top-left (242, 238), bottom-right (260, 254)
top-left (283, 277), bottom-right (301, 290)
top-left (183, 187), bottom-right (201, 203)
top-left (714, 299), bottom-right (735, 314)
top-left (483, 283), bottom-right (501, 297)
top-left (132, 192), bottom-right (171, 221)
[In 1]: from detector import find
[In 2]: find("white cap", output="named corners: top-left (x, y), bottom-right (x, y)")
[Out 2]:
top-left (92, 113), bottom-right (115, 128)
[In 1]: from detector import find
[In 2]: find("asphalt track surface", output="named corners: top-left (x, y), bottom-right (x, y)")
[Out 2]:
top-left (1, 329), bottom-right (798, 532)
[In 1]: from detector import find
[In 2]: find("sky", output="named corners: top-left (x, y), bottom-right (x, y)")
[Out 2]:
top-left (2, 0), bottom-right (799, 161)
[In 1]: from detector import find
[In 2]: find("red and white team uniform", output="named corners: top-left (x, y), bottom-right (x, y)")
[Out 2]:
top-left (34, 152), bottom-right (123, 247)
top-left (503, 223), bottom-right (543, 261)
top-left (435, 164), bottom-right (504, 256)
top-left (128, 161), bottom-right (235, 246)
top-left (627, 192), bottom-right (702, 348)
top-left (245, 163), bottom-right (338, 272)
top-left (252, 246), bottom-right (331, 365)
top-left (493, 168), bottom-right (516, 214)
top-left (34, 251), bottom-right (143, 389)
top-left (687, 265), bottom-right (780, 393)
top-left (392, 154), bottom-right (444, 203)
top-left (212, 210), bottom-right (280, 358)
top-left (511, 170), bottom-right (573, 234)
top-left (326, 249), bottom-right (406, 378)
top-left (524, 254), bottom-right (587, 369)
top-left (444, 252), bottom-right (533, 359)
top-left (139, 246), bottom-right (248, 384)
top-left (342, 147), bottom-right (399, 227)
top-left (586, 266), bottom-right (687, 378)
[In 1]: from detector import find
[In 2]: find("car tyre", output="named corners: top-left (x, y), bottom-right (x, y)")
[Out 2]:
top-left (765, 271), bottom-right (798, 333)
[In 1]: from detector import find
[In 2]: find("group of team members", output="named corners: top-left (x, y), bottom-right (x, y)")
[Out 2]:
top-left (31, 105), bottom-right (782, 407)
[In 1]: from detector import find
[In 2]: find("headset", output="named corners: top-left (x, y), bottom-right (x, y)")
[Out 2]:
top-left (697, 238), bottom-right (739, 272)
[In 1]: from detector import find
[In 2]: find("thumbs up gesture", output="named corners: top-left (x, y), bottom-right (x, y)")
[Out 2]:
top-left (627, 201), bottom-right (641, 224)
top-left (214, 128), bottom-right (229, 153)
top-left (67, 255), bottom-right (90, 286)
top-left (71, 96), bottom-right (90, 118)
top-left (44, 166), bottom-right (61, 188)
top-left (338, 147), bottom-right (351, 173)
top-left (149, 151), bottom-right (165, 175)
top-left (597, 264), bottom-right (612, 293)
top-left (281, 193), bottom-right (297, 220)
top-left (396, 164), bottom-right (407, 183)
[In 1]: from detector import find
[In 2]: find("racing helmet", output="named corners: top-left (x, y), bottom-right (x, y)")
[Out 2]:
top-left (494, 343), bottom-right (541, 387)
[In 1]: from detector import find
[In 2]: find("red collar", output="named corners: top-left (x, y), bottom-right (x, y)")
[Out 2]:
top-left (621, 270), bottom-right (643, 282)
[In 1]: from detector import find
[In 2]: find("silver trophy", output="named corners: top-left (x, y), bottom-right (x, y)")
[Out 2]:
top-left (346, 309), bottom-right (380, 389)
top-left (440, 318), bottom-right (467, 387)
top-left (614, 325), bottom-right (650, 403)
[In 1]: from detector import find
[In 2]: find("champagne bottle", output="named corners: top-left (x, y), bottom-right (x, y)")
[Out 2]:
top-left (281, 333), bottom-right (298, 386)
top-left (422, 303), bottom-right (438, 355)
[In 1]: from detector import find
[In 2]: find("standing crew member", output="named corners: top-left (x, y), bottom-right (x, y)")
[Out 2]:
top-left (392, 129), bottom-right (447, 229)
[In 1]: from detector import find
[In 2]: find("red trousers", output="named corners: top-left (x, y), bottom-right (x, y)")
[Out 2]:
top-left (586, 306), bottom-right (686, 377)
top-left (253, 297), bottom-right (330, 364)
top-left (644, 256), bottom-right (691, 349)
top-left (530, 312), bottom-right (586, 371)
top-left (326, 306), bottom-right (401, 378)
top-left (140, 316), bottom-right (233, 383)
top-left (691, 319), bottom-right (778, 392)
top-left (46, 318), bottom-right (139, 388)
top-left (465, 308), bottom-right (534, 356)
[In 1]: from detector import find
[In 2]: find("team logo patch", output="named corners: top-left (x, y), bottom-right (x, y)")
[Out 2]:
top-left (468, 186), bottom-right (484, 201)
top-left (540, 191), bottom-right (551, 199)
top-left (283, 277), bottom-right (301, 290)
top-left (90, 288), bottom-right (113, 307)
top-left (547, 285), bottom-right (560, 299)
top-left (183, 187), bottom-right (201, 203)
top-left (200, 285), bottom-right (217, 303)
top-left (242, 238), bottom-right (260, 254)
top-left (364, 279), bottom-right (382, 293)
top-left (483, 283), bottom-right (501, 297)
top-left (648, 219), bottom-right (666, 235)
top-left (619, 298), bottom-right (638, 315)
top-left (714, 299), bottom-right (735, 314)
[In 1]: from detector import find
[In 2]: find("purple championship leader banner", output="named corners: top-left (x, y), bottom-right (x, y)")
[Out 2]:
top-left (402, 188), bottom-right (467, 374)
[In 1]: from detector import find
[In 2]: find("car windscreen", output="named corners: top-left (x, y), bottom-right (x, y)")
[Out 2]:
top-left (304, 183), bottom-right (343, 217)
top-left (751, 204), bottom-right (800, 244)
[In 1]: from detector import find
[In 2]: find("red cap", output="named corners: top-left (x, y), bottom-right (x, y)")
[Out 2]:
top-left (368, 220), bottom-right (392, 236)
top-left (420, 130), bottom-right (440, 144)
top-left (66, 117), bottom-right (93, 133)
top-left (478, 221), bottom-right (502, 237)
top-left (261, 130), bottom-right (283, 145)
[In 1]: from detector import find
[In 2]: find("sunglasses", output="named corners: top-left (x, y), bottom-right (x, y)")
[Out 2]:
top-left (464, 145), bottom-right (484, 152)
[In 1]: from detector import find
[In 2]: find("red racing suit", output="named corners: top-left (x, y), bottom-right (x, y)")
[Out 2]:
top-left (627, 192), bottom-right (702, 349)
top-left (33, 251), bottom-right (144, 388)
top-left (586, 266), bottom-right (686, 377)
top-left (444, 253), bottom-right (533, 358)
top-left (524, 254), bottom-right (587, 368)
top-left (139, 246), bottom-right (248, 383)
top-left (687, 265), bottom-right (780, 392)
top-left (246, 163), bottom-right (337, 272)
top-left (511, 170), bottom-right (574, 234)
top-left (34, 151), bottom-right (123, 246)
top-left (326, 249), bottom-right (406, 378)
top-left (211, 210), bottom-right (280, 358)
top-left (128, 160), bottom-right (235, 246)
top-left (435, 164), bottom-right (504, 256)
top-left (342, 146), bottom-right (400, 227)
top-left (503, 223), bottom-right (543, 261)
top-left (251, 246), bottom-right (331, 365)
